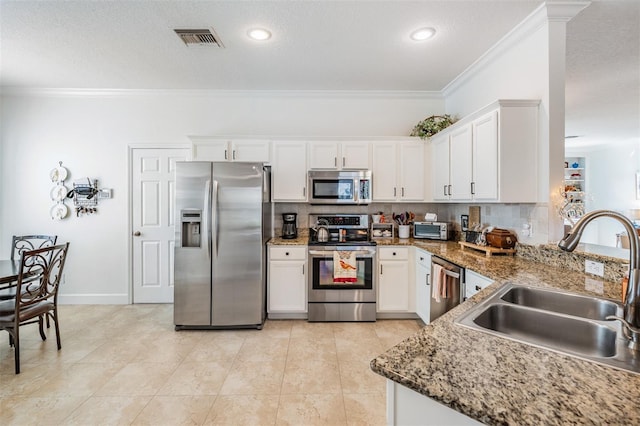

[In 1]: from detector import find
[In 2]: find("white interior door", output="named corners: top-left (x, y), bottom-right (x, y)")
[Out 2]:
top-left (131, 147), bottom-right (190, 303)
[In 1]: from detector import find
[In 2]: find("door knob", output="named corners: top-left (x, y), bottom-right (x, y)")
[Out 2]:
top-left (134, 231), bottom-right (141, 236)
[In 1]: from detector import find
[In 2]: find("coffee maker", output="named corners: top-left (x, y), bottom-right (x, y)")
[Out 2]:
top-left (282, 213), bottom-right (298, 239)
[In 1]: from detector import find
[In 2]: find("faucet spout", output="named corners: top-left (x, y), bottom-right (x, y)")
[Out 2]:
top-left (558, 210), bottom-right (640, 347)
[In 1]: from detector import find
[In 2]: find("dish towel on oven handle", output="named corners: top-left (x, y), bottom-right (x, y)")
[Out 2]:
top-left (432, 263), bottom-right (448, 303)
top-left (333, 251), bottom-right (357, 283)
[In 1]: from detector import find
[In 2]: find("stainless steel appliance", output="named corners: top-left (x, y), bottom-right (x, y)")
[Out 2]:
top-left (413, 221), bottom-right (450, 240)
top-left (174, 161), bottom-right (272, 330)
top-left (308, 170), bottom-right (372, 205)
top-left (282, 212), bottom-right (297, 239)
top-left (308, 214), bottom-right (376, 322)
top-left (429, 256), bottom-right (464, 322)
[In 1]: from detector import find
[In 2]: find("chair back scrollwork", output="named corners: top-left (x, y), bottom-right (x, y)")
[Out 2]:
top-left (11, 235), bottom-right (58, 262)
top-left (16, 243), bottom-right (69, 312)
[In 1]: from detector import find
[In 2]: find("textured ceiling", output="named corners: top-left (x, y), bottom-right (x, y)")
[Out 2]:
top-left (0, 0), bottom-right (541, 90)
top-left (0, 1), bottom-right (638, 149)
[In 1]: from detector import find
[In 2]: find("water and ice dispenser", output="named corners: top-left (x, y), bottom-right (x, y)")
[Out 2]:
top-left (180, 210), bottom-right (202, 248)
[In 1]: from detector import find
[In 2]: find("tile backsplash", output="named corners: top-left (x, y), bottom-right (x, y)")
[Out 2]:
top-left (273, 202), bottom-right (549, 244)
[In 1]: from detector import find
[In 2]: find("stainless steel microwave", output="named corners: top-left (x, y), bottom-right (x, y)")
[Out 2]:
top-left (413, 222), bottom-right (449, 240)
top-left (308, 170), bottom-right (372, 205)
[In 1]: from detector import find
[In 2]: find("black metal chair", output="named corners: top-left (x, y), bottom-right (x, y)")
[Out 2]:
top-left (0, 243), bottom-right (69, 374)
top-left (0, 236), bottom-right (58, 321)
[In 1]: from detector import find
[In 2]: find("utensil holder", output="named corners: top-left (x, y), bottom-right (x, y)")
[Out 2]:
top-left (398, 225), bottom-right (410, 239)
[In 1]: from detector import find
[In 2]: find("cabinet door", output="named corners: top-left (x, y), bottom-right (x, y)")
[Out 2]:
top-left (308, 142), bottom-right (340, 169)
top-left (465, 270), bottom-right (494, 300)
top-left (372, 142), bottom-right (399, 201)
top-left (268, 260), bottom-right (306, 312)
top-left (232, 139), bottom-right (271, 162)
top-left (472, 111), bottom-right (499, 200)
top-left (431, 135), bottom-right (450, 201)
top-left (193, 140), bottom-right (229, 161)
top-left (341, 141), bottom-right (371, 169)
top-left (378, 260), bottom-right (409, 312)
top-left (415, 250), bottom-right (431, 323)
top-left (449, 124), bottom-right (473, 200)
top-left (272, 141), bottom-right (307, 201)
top-left (399, 142), bottom-right (425, 201)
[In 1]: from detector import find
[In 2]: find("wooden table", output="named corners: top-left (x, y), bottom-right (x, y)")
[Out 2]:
top-left (0, 259), bottom-right (20, 286)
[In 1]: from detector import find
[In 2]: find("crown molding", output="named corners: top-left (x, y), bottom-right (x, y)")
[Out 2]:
top-left (0, 87), bottom-right (443, 100)
top-left (442, 1), bottom-right (590, 98)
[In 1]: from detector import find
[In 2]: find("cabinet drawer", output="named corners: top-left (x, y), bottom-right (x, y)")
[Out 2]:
top-left (270, 246), bottom-right (307, 260)
top-left (378, 247), bottom-right (409, 260)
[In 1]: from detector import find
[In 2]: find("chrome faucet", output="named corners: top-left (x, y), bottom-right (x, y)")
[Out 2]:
top-left (558, 210), bottom-right (640, 350)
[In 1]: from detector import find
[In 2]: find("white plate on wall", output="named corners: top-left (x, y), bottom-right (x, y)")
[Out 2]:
top-left (50, 184), bottom-right (68, 201)
top-left (50, 203), bottom-right (68, 220)
top-left (49, 166), bottom-right (68, 183)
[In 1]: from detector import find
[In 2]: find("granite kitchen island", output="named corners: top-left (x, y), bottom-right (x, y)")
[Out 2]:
top-left (370, 241), bottom-right (640, 425)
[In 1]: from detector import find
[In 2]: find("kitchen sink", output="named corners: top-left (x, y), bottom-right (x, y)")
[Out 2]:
top-left (500, 285), bottom-right (622, 321)
top-left (456, 283), bottom-right (640, 374)
top-left (473, 304), bottom-right (617, 358)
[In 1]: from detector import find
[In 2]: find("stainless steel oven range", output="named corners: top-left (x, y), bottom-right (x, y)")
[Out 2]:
top-left (307, 214), bottom-right (376, 322)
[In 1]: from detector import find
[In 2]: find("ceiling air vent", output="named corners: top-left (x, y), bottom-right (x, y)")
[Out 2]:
top-left (174, 28), bottom-right (224, 48)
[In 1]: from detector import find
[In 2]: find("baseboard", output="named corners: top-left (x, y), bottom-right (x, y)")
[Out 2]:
top-left (58, 294), bottom-right (129, 305)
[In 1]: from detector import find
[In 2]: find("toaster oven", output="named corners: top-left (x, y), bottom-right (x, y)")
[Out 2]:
top-left (413, 222), bottom-right (449, 240)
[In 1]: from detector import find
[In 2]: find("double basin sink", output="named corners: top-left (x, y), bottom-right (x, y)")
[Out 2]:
top-left (456, 283), bottom-right (640, 374)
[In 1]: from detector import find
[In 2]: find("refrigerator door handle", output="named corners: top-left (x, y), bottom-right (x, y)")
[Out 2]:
top-left (204, 179), bottom-right (211, 259)
top-left (212, 179), bottom-right (220, 259)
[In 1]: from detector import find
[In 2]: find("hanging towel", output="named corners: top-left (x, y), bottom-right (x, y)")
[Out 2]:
top-left (333, 251), bottom-right (357, 283)
top-left (432, 264), bottom-right (446, 303)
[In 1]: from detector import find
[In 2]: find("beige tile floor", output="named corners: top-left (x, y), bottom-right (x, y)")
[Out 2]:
top-left (0, 304), bottom-right (421, 425)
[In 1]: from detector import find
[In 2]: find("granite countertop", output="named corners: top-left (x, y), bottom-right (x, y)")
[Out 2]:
top-left (367, 240), bottom-right (640, 424)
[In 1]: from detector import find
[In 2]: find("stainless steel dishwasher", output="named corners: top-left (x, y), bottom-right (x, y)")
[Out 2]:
top-left (430, 256), bottom-right (464, 322)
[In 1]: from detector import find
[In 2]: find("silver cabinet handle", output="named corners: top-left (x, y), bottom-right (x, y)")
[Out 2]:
top-left (448, 185), bottom-right (452, 196)
top-left (302, 265), bottom-right (305, 275)
top-left (334, 157), bottom-right (337, 167)
top-left (426, 273), bottom-right (430, 286)
top-left (134, 231), bottom-right (141, 236)
top-left (380, 264), bottom-right (383, 275)
top-left (471, 182), bottom-right (475, 195)
top-left (303, 187), bottom-right (306, 197)
top-left (443, 185), bottom-right (447, 196)
top-left (224, 149), bottom-right (228, 160)
top-left (401, 187), bottom-right (405, 197)
top-left (342, 157), bottom-right (345, 167)
top-left (394, 187), bottom-right (397, 197)
top-left (233, 150), bottom-right (236, 160)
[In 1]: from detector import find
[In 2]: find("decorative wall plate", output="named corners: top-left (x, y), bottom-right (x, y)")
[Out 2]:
top-left (50, 184), bottom-right (69, 201)
top-left (50, 203), bottom-right (69, 220)
top-left (49, 166), bottom-right (68, 182)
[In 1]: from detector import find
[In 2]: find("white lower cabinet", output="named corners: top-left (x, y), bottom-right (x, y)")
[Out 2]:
top-left (268, 246), bottom-right (307, 318)
top-left (415, 248), bottom-right (432, 323)
top-left (377, 246), bottom-right (414, 314)
top-left (386, 380), bottom-right (481, 425)
top-left (465, 270), bottom-right (494, 300)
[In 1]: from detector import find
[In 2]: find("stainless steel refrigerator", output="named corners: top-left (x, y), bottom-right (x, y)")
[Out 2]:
top-left (174, 161), bottom-right (272, 330)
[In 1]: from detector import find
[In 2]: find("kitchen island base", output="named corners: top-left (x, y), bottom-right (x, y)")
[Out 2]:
top-left (386, 380), bottom-right (481, 426)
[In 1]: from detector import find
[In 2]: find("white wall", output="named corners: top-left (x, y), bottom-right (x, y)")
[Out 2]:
top-left (0, 90), bottom-right (443, 303)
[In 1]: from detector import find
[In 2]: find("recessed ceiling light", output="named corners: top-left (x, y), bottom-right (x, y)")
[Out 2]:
top-left (410, 27), bottom-right (436, 41)
top-left (247, 28), bottom-right (272, 41)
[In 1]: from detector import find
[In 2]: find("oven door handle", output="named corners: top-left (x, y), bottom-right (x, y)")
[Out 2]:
top-left (308, 250), bottom-right (376, 257)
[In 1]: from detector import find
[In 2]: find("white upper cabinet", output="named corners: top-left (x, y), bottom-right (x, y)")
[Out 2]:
top-left (449, 124), bottom-right (473, 200)
top-left (372, 140), bottom-right (425, 202)
top-left (271, 141), bottom-right (308, 202)
top-left (192, 138), bottom-right (271, 162)
top-left (430, 100), bottom-right (539, 203)
top-left (308, 141), bottom-right (370, 170)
